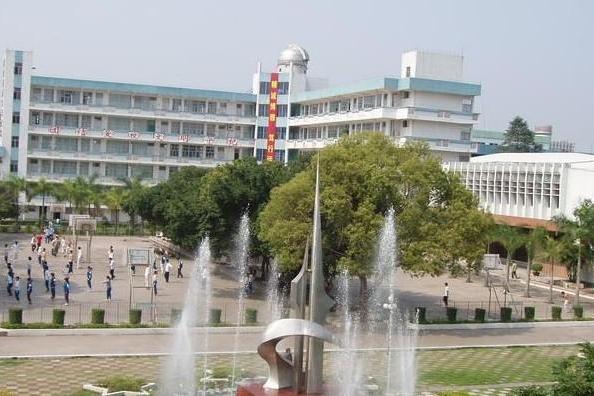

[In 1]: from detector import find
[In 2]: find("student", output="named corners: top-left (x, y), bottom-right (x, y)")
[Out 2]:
top-left (30, 234), bottom-right (37, 252)
top-left (177, 258), bottom-right (183, 278)
top-left (49, 273), bottom-right (56, 300)
top-left (11, 241), bottom-right (18, 262)
top-left (164, 259), bottom-right (172, 283)
top-left (76, 246), bottom-right (83, 269)
top-left (144, 265), bottom-right (151, 289)
top-left (26, 277), bottom-right (33, 304)
top-left (36, 233), bottom-right (43, 249)
top-left (86, 266), bottom-right (93, 289)
top-left (108, 246), bottom-right (114, 263)
top-left (44, 268), bottom-right (50, 292)
top-left (26, 256), bottom-right (33, 277)
top-left (103, 275), bottom-right (112, 301)
top-left (14, 276), bottom-right (20, 301)
top-left (41, 248), bottom-right (47, 267)
top-left (7, 268), bottom-right (14, 296)
top-left (511, 261), bottom-right (518, 279)
top-left (443, 282), bottom-right (450, 307)
top-left (67, 250), bottom-right (74, 274)
top-left (152, 271), bottom-right (158, 296)
top-left (63, 277), bottom-right (70, 306)
top-left (109, 258), bottom-right (115, 279)
top-left (3, 244), bottom-right (8, 264)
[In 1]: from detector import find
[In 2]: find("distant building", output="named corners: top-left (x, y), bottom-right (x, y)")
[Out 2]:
top-left (550, 140), bottom-right (576, 153)
top-left (471, 125), bottom-right (552, 156)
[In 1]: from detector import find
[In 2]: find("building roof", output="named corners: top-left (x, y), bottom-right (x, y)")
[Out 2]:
top-left (470, 152), bottom-right (594, 164)
top-left (31, 76), bottom-right (256, 103)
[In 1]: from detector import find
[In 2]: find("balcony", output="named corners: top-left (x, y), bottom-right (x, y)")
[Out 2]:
top-left (25, 173), bottom-right (170, 186)
top-left (396, 107), bottom-right (478, 125)
top-left (28, 125), bottom-right (255, 148)
top-left (29, 100), bottom-right (256, 125)
top-left (289, 107), bottom-right (398, 126)
top-left (397, 136), bottom-right (478, 154)
top-left (285, 138), bottom-right (340, 150)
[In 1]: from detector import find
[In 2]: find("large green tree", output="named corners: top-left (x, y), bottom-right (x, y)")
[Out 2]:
top-left (29, 178), bottom-right (55, 224)
top-left (491, 225), bottom-right (527, 290)
top-left (501, 116), bottom-right (542, 152)
top-left (5, 175), bottom-right (27, 229)
top-left (259, 133), bottom-right (492, 293)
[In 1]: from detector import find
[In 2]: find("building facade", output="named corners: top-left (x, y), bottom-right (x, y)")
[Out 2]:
top-left (0, 45), bottom-right (481, 186)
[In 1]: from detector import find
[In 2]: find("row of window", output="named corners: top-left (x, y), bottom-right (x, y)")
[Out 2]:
top-left (259, 81), bottom-right (290, 95)
top-left (256, 127), bottom-right (287, 139)
top-left (257, 104), bottom-right (288, 117)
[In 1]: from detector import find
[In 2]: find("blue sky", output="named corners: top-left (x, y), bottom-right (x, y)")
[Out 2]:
top-left (1, 0), bottom-right (592, 149)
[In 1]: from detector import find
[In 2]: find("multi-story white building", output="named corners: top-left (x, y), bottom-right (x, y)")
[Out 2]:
top-left (0, 45), bottom-right (481, 186)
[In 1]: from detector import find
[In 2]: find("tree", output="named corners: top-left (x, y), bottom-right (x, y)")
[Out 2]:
top-left (524, 227), bottom-right (547, 298)
top-left (5, 175), bottom-right (27, 230)
top-left (259, 133), bottom-right (491, 296)
top-left (491, 225), bottom-right (526, 291)
top-left (103, 188), bottom-right (127, 234)
top-left (540, 235), bottom-right (564, 303)
top-left (120, 177), bottom-right (147, 234)
top-left (0, 182), bottom-right (18, 221)
top-left (501, 116), bottom-right (542, 152)
top-left (30, 178), bottom-right (55, 225)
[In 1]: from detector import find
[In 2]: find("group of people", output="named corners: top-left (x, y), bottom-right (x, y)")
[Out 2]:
top-left (144, 249), bottom-right (184, 297)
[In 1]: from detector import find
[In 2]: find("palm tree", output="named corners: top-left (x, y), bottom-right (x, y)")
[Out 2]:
top-left (103, 188), bottom-right (127, 234)
top-left (71, 176), bottom-right (91, 214)
top-left (540, 235), bottom-right (564, 304)
top-left (56, 180), bottom-right (77, 215)
top-left (30, 178), bottom-right (55, 225)
top-left (524, 227), bottom-right (547, 298)
top-left (85, 174), bottom-right (102, 217)
top-left (119, 177), bottom-right (146, 234)
top-left (5, 175), bottom-right (27, 230)
top-left (491, 225), bottom-right (526, 291)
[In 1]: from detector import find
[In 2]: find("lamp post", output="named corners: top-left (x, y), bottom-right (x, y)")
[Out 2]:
top-left (575, 238), bottom-right (581, 305)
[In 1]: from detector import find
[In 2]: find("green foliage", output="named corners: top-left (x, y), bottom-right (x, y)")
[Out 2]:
top-left (8, 308), bottom-right (22, 325)
top-left (52, 309), bottom-right (66, 326)
top-left (415, 307), bottom-right (427, 324)
top-left (446, 307), bottom-right (457, 322)
top-left (438, 392), bottom-right (471, 396)
top-left (209, 308), bottom-right (222, 324)
top-left (552, 306), bottom-right (562, 321)
top-left (260, 133), bottom-right (492, 280)
top-left (574, 305), bottom-right (584, 319)
top-left (524, 306), bottom-right (536, 321)
top-left (501, 116), bottom-right (542, 152)
top-left (210, 365), bottom-right (233, 379)
top-left (245, 308), bottom-right (258, 324)
top-left (475, 308), bottom-right (486, 322)
top-left (98, 375), bottom-right (146, 392)
top-left (0, 390), bottom-right (16, 396)
top-left (511, 386), bottom-right (551, 396)
top-left (500, 307), bottom-right (512, 322)
top-left (552, 343), bottom-right (594, 395)
top-left (91, 309), bottom-right (105, 324)
top-left (532, 262), bottom-right (543, 275)
top-left (129, 309), bottom-right (142, 325)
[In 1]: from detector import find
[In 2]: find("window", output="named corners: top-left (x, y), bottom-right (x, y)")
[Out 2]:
top-left (79, 162), bottom-right (89, 176)
top-left (170, 144), bottom-right (179, 157)
top-left (402, 91), bottom-right (410, 99)
top-left (42, 113), bottom-right (53, 126)
top-left (95, 92), bottom-right (103, 105)
top-left (43, 89), bottom-right (54, 102)
top-left (81, 115), bottom-right (92, 129)
top-left (258, 104), bottom-right (269, 117)
top-left (32, 88), bottom-right (42, 101)
top-left (206, 124), bottom-right (216, 137)
top-left (183, 122), bottom-right (204, 136)
top-left (59, 90), bottom-right (74, 104)
top-left (329, 101), bottom-right (339, 113)
top-left (13, 88), bottom-right (21, 100)
top-left (405, 66), bottom-right (411, 77)
top-left (218, 103), bottom-right (227, 114)
top-left (257, 126), bottom-right (267, 139)
top-left (278, 82), bottom-right (289, 95)
top-left (462, 103), bottom-right (472, 113)
top-left (207, 102), bottom-right (217, 114)
top-left (11, 136), bottom-right (19, 148)
top-left (12, 112), bottom-right (20, 124)
top-left (14, 62), bottom-right (22, 75)
top-left (277, 127), bottom-right (286, 140)
top-left (190, 101), bottom-right (206, 113)
top-left (80, 139), bottom-right (91, 152)
top-left (172, 99), bottom-right (182, 111)
top-left (402, 120), bottom-right (409, 128)
top-left (109, 94), bottom-right (131, 108)
top-left (259, 81), bottom-right (270, 95)
top-left (10, 161), bottom-right (18, 173)
top-left (460, 131), bottom-right (471, 141)
top-left (205, 146), bottom-right (215, 159)
top-left (82, 92), bottom-right (93, 105)
top-left (31, 112), bottom-right (41, 125)
top-left (458, 155), bottom-right (470, 162)
top-left (339, 100), bottom-right (350, 112)
top-left (277, 104), bottom-right (288, 117)
top-left (171, 121), bottom-right (181, 134)
top-left (363, 95), bottom-right (376, 109)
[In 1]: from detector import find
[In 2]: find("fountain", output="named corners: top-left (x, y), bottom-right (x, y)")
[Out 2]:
top-left (266, 259), bottom-right (285, 322)
top-left (160, 237), bottom-right (212, 396)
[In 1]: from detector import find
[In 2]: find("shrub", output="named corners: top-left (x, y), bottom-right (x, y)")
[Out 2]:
top-left (245, 308), bottom-right (258, 325)
top-left (24, 225), bottom-right (33, 234)
top-left (500, 307), bottom-right (512, 322)
top-left (91, 309), bottom-right (105, 325)
top-left (98, 376), bottom-right (145, 392)
top-left (531, 263), bottom-right (543, 276)
top-left (129, 309), bottom-right (142, 325)
top-left (510, 386), bottom-right (551, 396)
top-left (210, 365), bottom-right (233, 379)
top-left (573, 305), bottom-right (584, 319)
top-left (437, 392), bottom-right (471, 396)
top-left (8, 308), bottom-right (22, 325)
top-left (474, 308), bottom-right (486, 322)
top-left (524, 306), bottom-right (535, 321)
top-left (446, 307), bottom-right (457, 322)
top-left (551, 306), bottom-right (562, 321)
top-left (170, 308), bottom-right (182, 324)
top-left (414, 307), bottom-right (427, 324)
top-left (209, 308), bottom-right (222, 325)
top-left (0, 225), bottom-right (8, 233)
top-left (553, 342), bottom-right (594, 395)
top-left (52, 309), bottom-right (66, 326)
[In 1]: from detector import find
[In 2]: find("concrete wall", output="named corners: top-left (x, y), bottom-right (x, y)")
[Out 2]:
top-left (401, 50), bottom-right (464, 82)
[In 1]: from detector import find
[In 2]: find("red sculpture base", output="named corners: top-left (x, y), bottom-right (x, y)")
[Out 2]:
top-left (237, 382), bottom-right (332, 395)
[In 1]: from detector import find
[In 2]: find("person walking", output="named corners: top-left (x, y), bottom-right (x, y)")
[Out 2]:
top-left (86, 266), bottom-right (93, 289)
top-left (76, 246), bottom-right (83, 269)
top-left (4, 243), bottom-right (9, 264)
top-left (511, 261), bottom-right (518, 279)
top-left (63, 277), bottom-right (70, 305)
top-left (26, 277), bottom-right (33, 304)
top-left (7, 267), bottom-right (14, 296)
top-left (14, 276), bottom-right (20, 302)
top-left (36, 233), bottom-right (43, 250)
top-left (11, 241), bottom-right (19, 262)
top-left (60, 237), bottom-right (66, 256)
top-left (30, 234), bottom-right (37, 252)
top-left (103, 276), bottom-right (112, 301)
top-left (49, 273), bottom-right (56, 300)
top-left (41, 248), bottom-right (47, 267)
top-left (152, 271), bottom-right (158, 296)
top-left (109, 258), bottom-right (115, 279)
top-left (443, 282), bottom-right (450, 307)
top-left (177, 258), bottom-right (183, 278)
top-left (44, 267), bottom-right (50, 292)
top-left (159, 254), bottom-right (165, 275)
top-left (144, 265), bottom-right (151, 289)
top-left (108, 246), bottom-right (114, 263)
top-left (26, 256), bottom-right (33, 278)
top-left (164, 259), bottom-right (172, 283)
top-left (67, 250), bottom-right (74, 274)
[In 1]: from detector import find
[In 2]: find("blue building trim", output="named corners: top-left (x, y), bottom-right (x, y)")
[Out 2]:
top-left (291, 77), bottom-right (481, 102)
top-left (31, 76), bottom-right (257, 103)
top-left (15, 51), bottom-right (23, 62)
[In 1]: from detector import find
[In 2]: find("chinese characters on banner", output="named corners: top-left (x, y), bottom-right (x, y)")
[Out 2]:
top-left (103, 129), bottom-right (114, 138)
top-left (75, 128), bottom-right (87, 136)
top-left (128, 131), bottom-right (140, 139)
top-left (49, 126), bottom-right (61, 135)
top-left (266, 73), bottom-right (279, 161)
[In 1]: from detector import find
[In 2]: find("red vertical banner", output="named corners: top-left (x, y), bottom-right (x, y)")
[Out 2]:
top-left (266, 73), bottom-right (279, 161)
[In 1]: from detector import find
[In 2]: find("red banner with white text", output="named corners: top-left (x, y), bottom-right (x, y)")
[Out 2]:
top-left (266, 73), bottom-right (279, 161)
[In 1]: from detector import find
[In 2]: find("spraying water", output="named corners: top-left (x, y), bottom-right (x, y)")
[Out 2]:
top-left (160, 237), bottom-right (212, 396)
top-left (266, 259), bottom-right (284, 322)
top-left (231, 212), bottom-right (250, 387)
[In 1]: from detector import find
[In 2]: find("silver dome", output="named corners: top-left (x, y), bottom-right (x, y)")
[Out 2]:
top-left (278, 44), bottom-right (309, 68)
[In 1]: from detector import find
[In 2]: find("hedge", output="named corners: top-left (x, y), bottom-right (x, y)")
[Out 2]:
top-left (474, 308), bottom-right (486, 322)
top-left (91, 309), bottom-right (105, 324)
top-left (245, 309), bottom-right (258, 325)
top-left (52, 309), bottom-right (65, 325)
top-left (129, 309), bottom-right (142, 325)
top-left (500, 307), bottom-right (512, 322)
top-left (551, 306), bottom-right (562, 321)
top-left (8, 308), bottom-right (22, 325)
top-left (524, 306), bottom-right (535, 321)
top-left (415, 307), bottom-right (427, 324)
top-left (209, 309), bottom-right (222, 325)
top-left (573, 305), bottom-right (584, 319)
top-left (446, 307), bottom-right (457, 322)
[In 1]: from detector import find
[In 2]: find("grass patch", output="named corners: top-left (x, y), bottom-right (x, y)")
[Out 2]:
top-left (66, 391), bottom-right (95, 396)
top-left (0, 359), bottom-right (24, 367)
top-left (98, 375), bottom-right (146, 392)
top-left (421, 367), bottom-right (506, 386)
